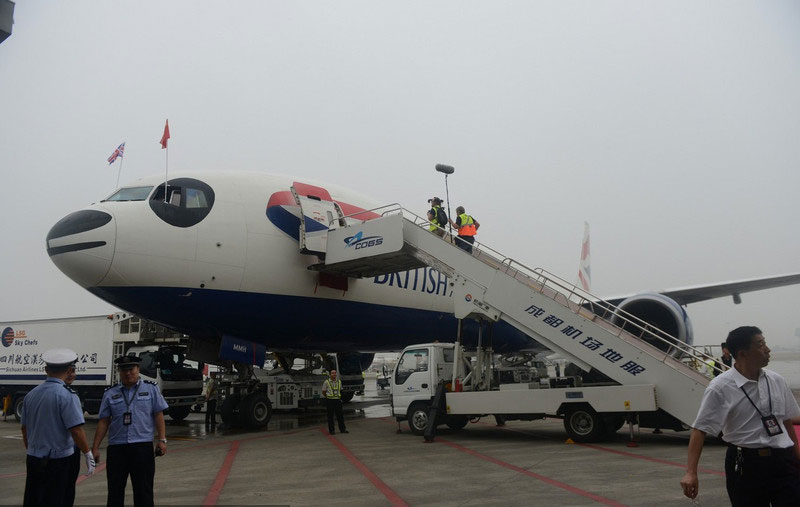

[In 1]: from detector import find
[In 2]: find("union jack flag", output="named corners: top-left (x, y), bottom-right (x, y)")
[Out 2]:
top-left (107, 142), bottom-right (125, 165)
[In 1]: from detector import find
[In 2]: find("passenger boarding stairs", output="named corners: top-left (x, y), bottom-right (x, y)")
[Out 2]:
top-left (310, 206), bottom-right (713, 427)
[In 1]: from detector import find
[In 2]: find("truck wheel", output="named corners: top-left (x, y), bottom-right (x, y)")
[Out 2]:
top-left (240, 393), bottom-right (272, 428)
top-left (407, 403), bottom-right (430, 436)
top-left (563, 406), bottom-right (606, 443)
top-left (220, 395), bottom-right (241, 425)
top-left (446, 416), bottom-right (468, 431)
top-left (13, 397), bottom-right (23, 422)
top-left (341, 391), bottom-right (355, 403)
top-left (168, 406), bottom-right (191, 421)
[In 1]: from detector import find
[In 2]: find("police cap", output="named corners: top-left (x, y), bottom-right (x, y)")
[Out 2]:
top-left (114, 355), bottom-right (142, 369)
top-left (41, 348), bottom-right (78, 368)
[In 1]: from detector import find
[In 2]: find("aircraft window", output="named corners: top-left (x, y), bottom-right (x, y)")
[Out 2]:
top-left (185, 188), bottom-right (209, 208)
top-left (103, 186), bottom-right (154, 202)
top-left (395, 348), bottom-right (428, 385)
top-left (148, 178), bottom-right (215, 228)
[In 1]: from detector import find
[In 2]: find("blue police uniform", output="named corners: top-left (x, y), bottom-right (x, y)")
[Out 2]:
top-left (22, 348), bottom-right (87, 507)
top-left (98, 378), bottom-right (168, 507)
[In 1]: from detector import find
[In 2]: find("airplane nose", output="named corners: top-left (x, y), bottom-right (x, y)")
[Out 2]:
top-left (47, 208), bottom-right (116, 287)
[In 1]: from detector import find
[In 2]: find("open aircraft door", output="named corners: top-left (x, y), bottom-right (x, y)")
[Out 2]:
top-left (290, 183), bottom-right (345, 256)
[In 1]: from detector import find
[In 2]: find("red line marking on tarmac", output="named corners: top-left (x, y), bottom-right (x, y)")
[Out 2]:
top-left (0, 472), bottom-right (26, 479)
top-left (437, 438), bottom-right (628, 507)
top-left (202, 440), bottom-right (240, 506)
top-left (491, 424), bottom-right (726, 477)
top-left (76, 462), bottom-right (107, 485)
top-left (320, 428), bottom-right (409, 507)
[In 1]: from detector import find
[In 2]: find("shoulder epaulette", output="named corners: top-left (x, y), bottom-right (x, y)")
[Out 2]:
top-left (105, 384), bottom-right (120, 391)
top-left (63, 384), bottom-right (77, 394)
top-left (144, 380), bottom-right (158, 386)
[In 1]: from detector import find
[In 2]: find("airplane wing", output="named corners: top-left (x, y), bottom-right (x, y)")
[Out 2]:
top-left (603, 272), bottom-right (800, 306)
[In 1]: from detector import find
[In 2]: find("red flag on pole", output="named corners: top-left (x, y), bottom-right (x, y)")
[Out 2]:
top-left (160, 120), bottom-right (170, 149)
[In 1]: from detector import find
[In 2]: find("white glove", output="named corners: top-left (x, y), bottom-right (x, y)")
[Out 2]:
top-left (84, 451), bottom-right (96, 476)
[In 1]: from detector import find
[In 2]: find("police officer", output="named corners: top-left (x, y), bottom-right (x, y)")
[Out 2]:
top-left (21, 348), bottom-right (95, 507)
top-left (92, 355), bottom-right (169, 507)
top-left (322, 370), bottom-right (348, 435)
top-left (64, 363), bottom-right (82, 507)
top-left (449, 205), bottom-right (480, 254)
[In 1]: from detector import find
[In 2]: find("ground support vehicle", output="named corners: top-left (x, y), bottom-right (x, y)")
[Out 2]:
top-left (392, 342), bottom-right (660, 442)
top-left (0, 313), bottom-right (204, 421)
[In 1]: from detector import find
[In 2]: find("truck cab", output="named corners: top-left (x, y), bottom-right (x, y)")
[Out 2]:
top-left (391, 343), bottom-right (455, 430)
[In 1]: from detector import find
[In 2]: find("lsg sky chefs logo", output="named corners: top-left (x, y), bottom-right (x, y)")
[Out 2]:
top-left (2, 327), bottom-right (14, 347)
top-left (344, 231), bottom-right (383, 250)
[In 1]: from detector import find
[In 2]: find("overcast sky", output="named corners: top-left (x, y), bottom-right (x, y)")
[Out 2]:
top-left (1, 1), bottom-right (799, 348)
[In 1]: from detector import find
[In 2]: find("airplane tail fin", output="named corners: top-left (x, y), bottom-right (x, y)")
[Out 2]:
top-left (577, 221), bottom-right (591, 292)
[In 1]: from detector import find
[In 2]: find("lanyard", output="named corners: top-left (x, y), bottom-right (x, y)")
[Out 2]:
top-left (121, 382), bottom-right (141, 410)
top-left (740, 376), bottom-right (772, 417)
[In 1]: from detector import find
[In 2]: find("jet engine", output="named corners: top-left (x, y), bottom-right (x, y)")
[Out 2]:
top-left (610, 293), bottom-right (694, 353)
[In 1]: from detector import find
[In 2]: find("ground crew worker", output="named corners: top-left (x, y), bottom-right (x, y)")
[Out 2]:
top-left (680, 326), bottom-right (800, 505)
top-left (427, 197), bottom-right (447, 238)
top-left (449, 206), bottom-right (479, 254)
top-left (720, 342), bottom-right (733, 369)
top-left (21, 348), bottom-right (95, 507)
top-left (205, 372), bottom-right (218, 427)
top-left (322, 370), bottom-right (348, 435)
top-left (92, 355), bottom-right (169, 507)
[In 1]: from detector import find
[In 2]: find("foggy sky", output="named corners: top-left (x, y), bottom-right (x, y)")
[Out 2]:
top-left (1, 1), bottom-right (799, 347)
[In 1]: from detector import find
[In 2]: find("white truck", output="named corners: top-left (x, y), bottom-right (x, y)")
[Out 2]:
top-left (391, 343), bottom-right (661, 443)
top-left (0, 313), bottom-right (204, 421)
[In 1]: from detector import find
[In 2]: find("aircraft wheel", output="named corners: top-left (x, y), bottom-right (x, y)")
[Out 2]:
top-left (563, 406), bottom-right (606, 443)
top-left (220, 394), bottom-right (241, 425)
top-left (240, 392), bottom-right (272, 428)
top-left (407, 402), bottom-right (430, 436)
top-left (341, 391), bottom-right (355, 403)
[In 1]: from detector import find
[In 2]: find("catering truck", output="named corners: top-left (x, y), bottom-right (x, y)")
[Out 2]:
top-left (392, 343), bottom-right (661, 443)
top-left (0, 313), bottom-right (204, 421)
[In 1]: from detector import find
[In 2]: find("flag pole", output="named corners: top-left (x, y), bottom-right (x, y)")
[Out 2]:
top-left (161, 119), bottom-right (170, 202)
top-left (163, 145), bottom-right (168, 202)
top-left (116, 154), bottom-right (124, 189)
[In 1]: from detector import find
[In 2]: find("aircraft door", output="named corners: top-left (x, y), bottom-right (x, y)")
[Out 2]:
top-left (290, 186), bottom-right (344, 256)
top-left (393, 348), bottom-right (433, 411)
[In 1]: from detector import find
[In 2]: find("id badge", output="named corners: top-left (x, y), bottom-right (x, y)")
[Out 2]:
top-left (123, 412), bottom-right (132, 426)
top-left (762, 415), bottom-right (783, 437)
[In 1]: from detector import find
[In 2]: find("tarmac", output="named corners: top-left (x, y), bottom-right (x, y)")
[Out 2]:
top-left (0, 379), bottom-right (742, 506)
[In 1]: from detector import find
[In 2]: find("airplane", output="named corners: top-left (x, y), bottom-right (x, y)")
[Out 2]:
top-left (46, 171), bottom-right (800, 376)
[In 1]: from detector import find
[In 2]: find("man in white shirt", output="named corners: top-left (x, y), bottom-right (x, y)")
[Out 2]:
top-left (680, 326), bottom-right (800, 505)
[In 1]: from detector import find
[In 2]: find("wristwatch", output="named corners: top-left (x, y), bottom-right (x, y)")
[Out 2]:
top-left (158, 439), bottom-right (167, 444)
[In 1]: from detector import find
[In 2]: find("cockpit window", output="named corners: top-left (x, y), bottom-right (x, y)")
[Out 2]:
top-left (102, 186), bottom-right (154, 202)
top-left (148, 178), bottom-right (215, 228)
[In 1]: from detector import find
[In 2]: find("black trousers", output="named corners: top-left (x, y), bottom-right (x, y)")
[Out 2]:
top-left (326, 398), bottom-right (346, 433)
top-left (205, 399), bottom-right (217, 424)
top-left (455, 235), bottom-right (474, 254)
top-left (66, 447), bottom-right (81, 506)
top-left (24, 454), bottom-right (73, 507)
top-left (725, 446), bottom-right (800, 506)
top-left (106, 442), bottom-right (155, 507)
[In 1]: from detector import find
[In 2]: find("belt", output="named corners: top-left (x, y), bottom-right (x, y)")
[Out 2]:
top-left (728, 445), bottom-right (794, 458)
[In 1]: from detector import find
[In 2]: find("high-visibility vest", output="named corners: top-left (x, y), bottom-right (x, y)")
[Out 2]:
top-left (324, 378), bottom-right (342, 399)
top-left (429, 206), bottom-right (443, 232)
top-left (457, 214), bottom-right (477, 236)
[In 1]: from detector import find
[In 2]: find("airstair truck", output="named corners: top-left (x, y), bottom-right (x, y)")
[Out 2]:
top-left (0, 313), bottom-right (204, 421)
top-left (391, 342), bottom-right (658, 442)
